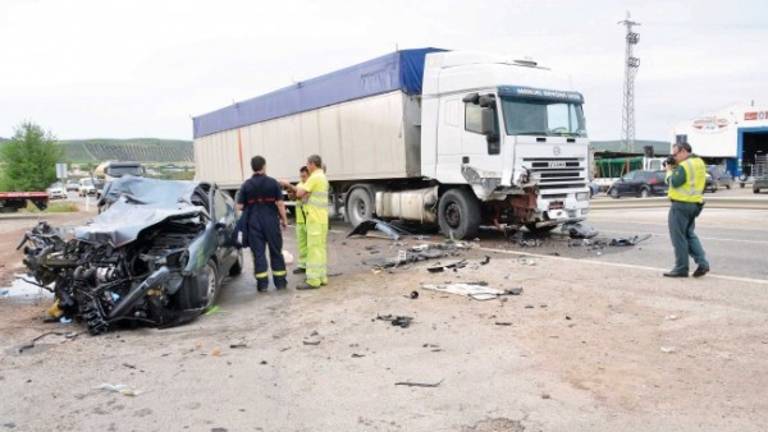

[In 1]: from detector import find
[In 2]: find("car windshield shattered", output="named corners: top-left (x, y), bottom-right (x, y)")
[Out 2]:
top-left (17, 176), bottom-right (241, 335)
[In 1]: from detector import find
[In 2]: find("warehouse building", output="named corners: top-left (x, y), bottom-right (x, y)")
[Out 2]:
top-left (672, 104), bottom-right (768, 178)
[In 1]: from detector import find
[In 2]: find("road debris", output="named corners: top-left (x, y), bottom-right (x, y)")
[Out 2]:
top-left (660, 346), bottom-right (676, 354)
top-left (97, 383), bottom-right (142, 397)
top-left (421, 283), bottom-right (522, 301)
top-left (561, 222), bottom-right (598, 239)
top-left (394, 379), bottom-right (443, 388)
top-left (377, 314), bottom-right (413, 328)
top-left (495, 322), bottom-right (513, 326)
top-left (17, 331), bottom-right (81, 354)
top-left (409, 290), bottom-right (419, 299)
top-left (366, 241), bottom-right (468, 269)
top-left (229, 342), bottom-right (248, 349)
top-left (347, 219), bottom-right (411, 241)
top-left (351, 353), bottom-right (366, 358)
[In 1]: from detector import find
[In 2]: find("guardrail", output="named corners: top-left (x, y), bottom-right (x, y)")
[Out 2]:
top-left (589, 196), bottom-right (768, 210)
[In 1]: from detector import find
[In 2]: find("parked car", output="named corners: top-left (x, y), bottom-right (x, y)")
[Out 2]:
top-left (19, 176), bottom-right (242, 335)
top-left (66, 181), bottom-right (80, 192)
top-left (46, 183), bottom-right (67, 200)
top-left (705, 165), bottom-right (733, 192)
top-left (607, 170), bottom-right (668, 198)
top-left (78, 178), bottom-right (98, 197)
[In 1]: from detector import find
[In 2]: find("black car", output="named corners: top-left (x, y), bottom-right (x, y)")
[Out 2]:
top-left (608, 170), bottom-right (668, 198)
top-left (19, 176), bottom-right (242, 335)
top-left (705, 165), bottom-right (733, 192)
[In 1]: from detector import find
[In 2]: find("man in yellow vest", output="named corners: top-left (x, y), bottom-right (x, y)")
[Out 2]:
top-left (281, 155), bottom-right (329, 289)
top-left (292, 166), bottom-right (310, 275)
top-left (664, 142), bottom-right (710, 278)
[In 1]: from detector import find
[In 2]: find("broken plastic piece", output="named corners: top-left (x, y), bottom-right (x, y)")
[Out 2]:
top-left (347, 219), bottom-right (410, 240)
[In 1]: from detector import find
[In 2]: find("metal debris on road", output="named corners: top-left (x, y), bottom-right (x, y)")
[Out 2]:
top-left (347, 219), bottom-right (412, 241)
top-left (494, 322), bottom-right (513, 326)
top-left (421, 283), bottom-right (522, 301)
top-left (562, 222), bottom-right (598, 239)
top-left (17, 331), bottom-right (81, 354)
top-left (97, 383), bottom-right (142, 397)
top-left (376, 314), bottom-right (413, 328)
top-left (409, 291), bottom-right (419, 299)
top-left (394, 379), bottom-right (443, 388)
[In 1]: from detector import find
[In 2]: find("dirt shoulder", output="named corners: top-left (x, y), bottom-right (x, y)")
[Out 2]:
top-left (1, 235), bottom-right (766, 431)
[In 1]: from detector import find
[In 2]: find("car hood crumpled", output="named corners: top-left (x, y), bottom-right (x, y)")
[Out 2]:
top-left (75, 176), bottom-right (208, 247)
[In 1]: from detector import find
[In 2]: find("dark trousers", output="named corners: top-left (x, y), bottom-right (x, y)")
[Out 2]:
top-left (248, 221), bottom-right (287, 289)
top-left (668, 201), bottom-right (709, 273)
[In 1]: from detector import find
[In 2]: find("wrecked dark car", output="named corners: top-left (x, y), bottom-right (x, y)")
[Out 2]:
top-left (18, 176), bottom-right (242, 335)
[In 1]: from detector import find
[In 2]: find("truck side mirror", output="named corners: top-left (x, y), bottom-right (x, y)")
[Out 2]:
top-left (480, 107), bottom-right (497, 137)
top-left (462, 93), bottom-right (480, 104)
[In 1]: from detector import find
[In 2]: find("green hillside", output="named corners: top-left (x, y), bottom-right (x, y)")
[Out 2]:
top-left (0, 137), bottom-right (193, 163)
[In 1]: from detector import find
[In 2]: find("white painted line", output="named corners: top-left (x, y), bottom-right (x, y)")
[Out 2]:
top-left (475, 245), bottom-right (768, 285)
top-left (597, 228), bottom-right (768, 245)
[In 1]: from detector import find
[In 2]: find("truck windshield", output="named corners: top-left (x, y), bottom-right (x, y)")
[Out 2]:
top-left (500, 97), bottom-right (587, 138)
top-left (106, 166), bottom-right (143, 177)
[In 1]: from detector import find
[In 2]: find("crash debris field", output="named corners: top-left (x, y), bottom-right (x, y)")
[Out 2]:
top-left (2, 205), bottom-right (768, 431)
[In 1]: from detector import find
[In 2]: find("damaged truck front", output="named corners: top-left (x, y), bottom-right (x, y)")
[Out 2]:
top-left (18, 176), bottom-right (241, 335)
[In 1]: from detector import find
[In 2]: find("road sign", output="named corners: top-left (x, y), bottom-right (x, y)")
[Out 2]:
top-left (55, 163), bottom-right (68, 180)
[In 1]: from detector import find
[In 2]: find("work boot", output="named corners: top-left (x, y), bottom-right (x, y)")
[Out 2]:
top-left (257, 286), bottom-right (268, 292)
top-left (296, 282), bottom-right (320, 290)
top-left (663, 271), bottom-right (688, 278)
top-left (292, 267), bottom-right (306, 275)
top-left (275, 281), bottom-right (288, 290)
top-left (692, 266), bottom-right (710, 278)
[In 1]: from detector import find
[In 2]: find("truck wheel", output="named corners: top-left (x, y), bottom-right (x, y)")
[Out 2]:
top-left (346, 187), bottom-right (374, 228)
top-left (437, 188), bottom-right (480, 240)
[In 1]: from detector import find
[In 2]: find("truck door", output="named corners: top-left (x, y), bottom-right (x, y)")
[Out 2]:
top-left (461, 96), bottom-right (503, 178)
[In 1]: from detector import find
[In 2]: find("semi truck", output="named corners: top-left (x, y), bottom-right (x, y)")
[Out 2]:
top-left (193, 48), bottom-right (591, 239)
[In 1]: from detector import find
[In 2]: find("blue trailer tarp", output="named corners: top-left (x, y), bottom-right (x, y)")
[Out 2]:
top-left (193, 48), bottom-right (445, 139)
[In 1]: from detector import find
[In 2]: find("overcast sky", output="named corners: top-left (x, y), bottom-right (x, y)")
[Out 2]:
top-left (1, 0), bottom-right (765, 141)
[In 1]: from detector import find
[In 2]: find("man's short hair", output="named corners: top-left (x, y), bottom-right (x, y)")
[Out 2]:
top-left (673, 142), bottom-right (692, 153)
top-left (307, 154), bottom-right (322, 168)
top-left (299, 166), bottom-right (309, 174)
top-left (251, 155), bottom-right (266, 172)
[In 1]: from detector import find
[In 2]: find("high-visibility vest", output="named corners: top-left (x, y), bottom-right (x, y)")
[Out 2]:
top-left (302, 169), bottom-right (329, 224)
top-left (295, 180), bottom-right (305, 225)
top-left (667, 156), bottom-right (706, 203)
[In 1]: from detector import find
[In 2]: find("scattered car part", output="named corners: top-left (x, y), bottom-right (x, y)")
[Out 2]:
top-left (347, 219), bottom-right (411, 240)
top-left (376, 314), bottom-right (413, 328)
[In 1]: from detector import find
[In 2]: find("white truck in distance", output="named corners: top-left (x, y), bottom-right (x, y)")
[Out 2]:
top-left (193, 49), bottom-right (590, 239)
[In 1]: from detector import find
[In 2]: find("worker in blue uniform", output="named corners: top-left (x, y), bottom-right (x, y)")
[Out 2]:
top-left (236, 156), bottom-right (289, 291)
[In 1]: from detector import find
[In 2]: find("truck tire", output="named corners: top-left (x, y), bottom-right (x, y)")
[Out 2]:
top-left (346, 187), bottom-right (374, 228)
top-left (437, 188), bottom-right (481, 240)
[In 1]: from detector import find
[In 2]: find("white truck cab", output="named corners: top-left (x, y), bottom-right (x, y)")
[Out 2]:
top-left (420, 51), bottom-right (590, 233)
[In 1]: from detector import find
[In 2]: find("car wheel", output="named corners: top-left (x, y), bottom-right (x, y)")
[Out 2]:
top-left (755, 187), bottom-right (761, 194)
top-left (640, 188), bottom-right (649, 198)
top-left (175, 259), bottom-right (219, 310)
top-left (228, 250), bottom-right (243, 277)
top-left (438, 188), bottom-right (481, 240)
top-left (610, 188), bottom-right (619, 199)
top-left (725, 183), bottom-right (731, 190)
top-left (346, 187), bottom-right (374, 228)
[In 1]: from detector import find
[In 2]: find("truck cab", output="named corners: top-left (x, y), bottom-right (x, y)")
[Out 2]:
top-left (420, 52), bottom-right (590, 235)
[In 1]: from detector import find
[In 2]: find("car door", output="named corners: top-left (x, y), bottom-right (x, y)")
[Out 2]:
top-left (617, 172), bottom-right (635, 196)
top-left (212, 187), bottom-right (237, 268)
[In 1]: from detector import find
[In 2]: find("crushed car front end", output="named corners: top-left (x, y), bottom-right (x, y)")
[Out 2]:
top-left (18, 176), bottom-right (238, 335)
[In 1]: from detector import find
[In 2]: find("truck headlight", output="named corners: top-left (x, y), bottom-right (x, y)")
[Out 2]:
top-left (576, 192), bottom-right (589, 201)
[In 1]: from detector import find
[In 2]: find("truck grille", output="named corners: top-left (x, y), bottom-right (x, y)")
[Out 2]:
top-left (522, 157), bottom-right (587, 194)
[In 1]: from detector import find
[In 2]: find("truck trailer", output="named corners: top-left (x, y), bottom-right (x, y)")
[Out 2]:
top-left (193, 48), bottom-right (591, 239)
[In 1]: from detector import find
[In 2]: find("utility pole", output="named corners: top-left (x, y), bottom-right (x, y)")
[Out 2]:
top-left (619, 11), bottom-right (640, 152)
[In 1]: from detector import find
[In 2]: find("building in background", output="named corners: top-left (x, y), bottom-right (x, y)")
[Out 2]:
top-left (672, 104), bottom-right (768, 178)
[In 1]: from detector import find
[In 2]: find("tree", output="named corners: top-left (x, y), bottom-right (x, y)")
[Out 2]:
top-left (0, 122), bottom-right (62, 191)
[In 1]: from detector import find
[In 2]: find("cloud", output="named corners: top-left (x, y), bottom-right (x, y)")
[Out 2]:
top-left (0, 0), bottom-right (765, 141)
